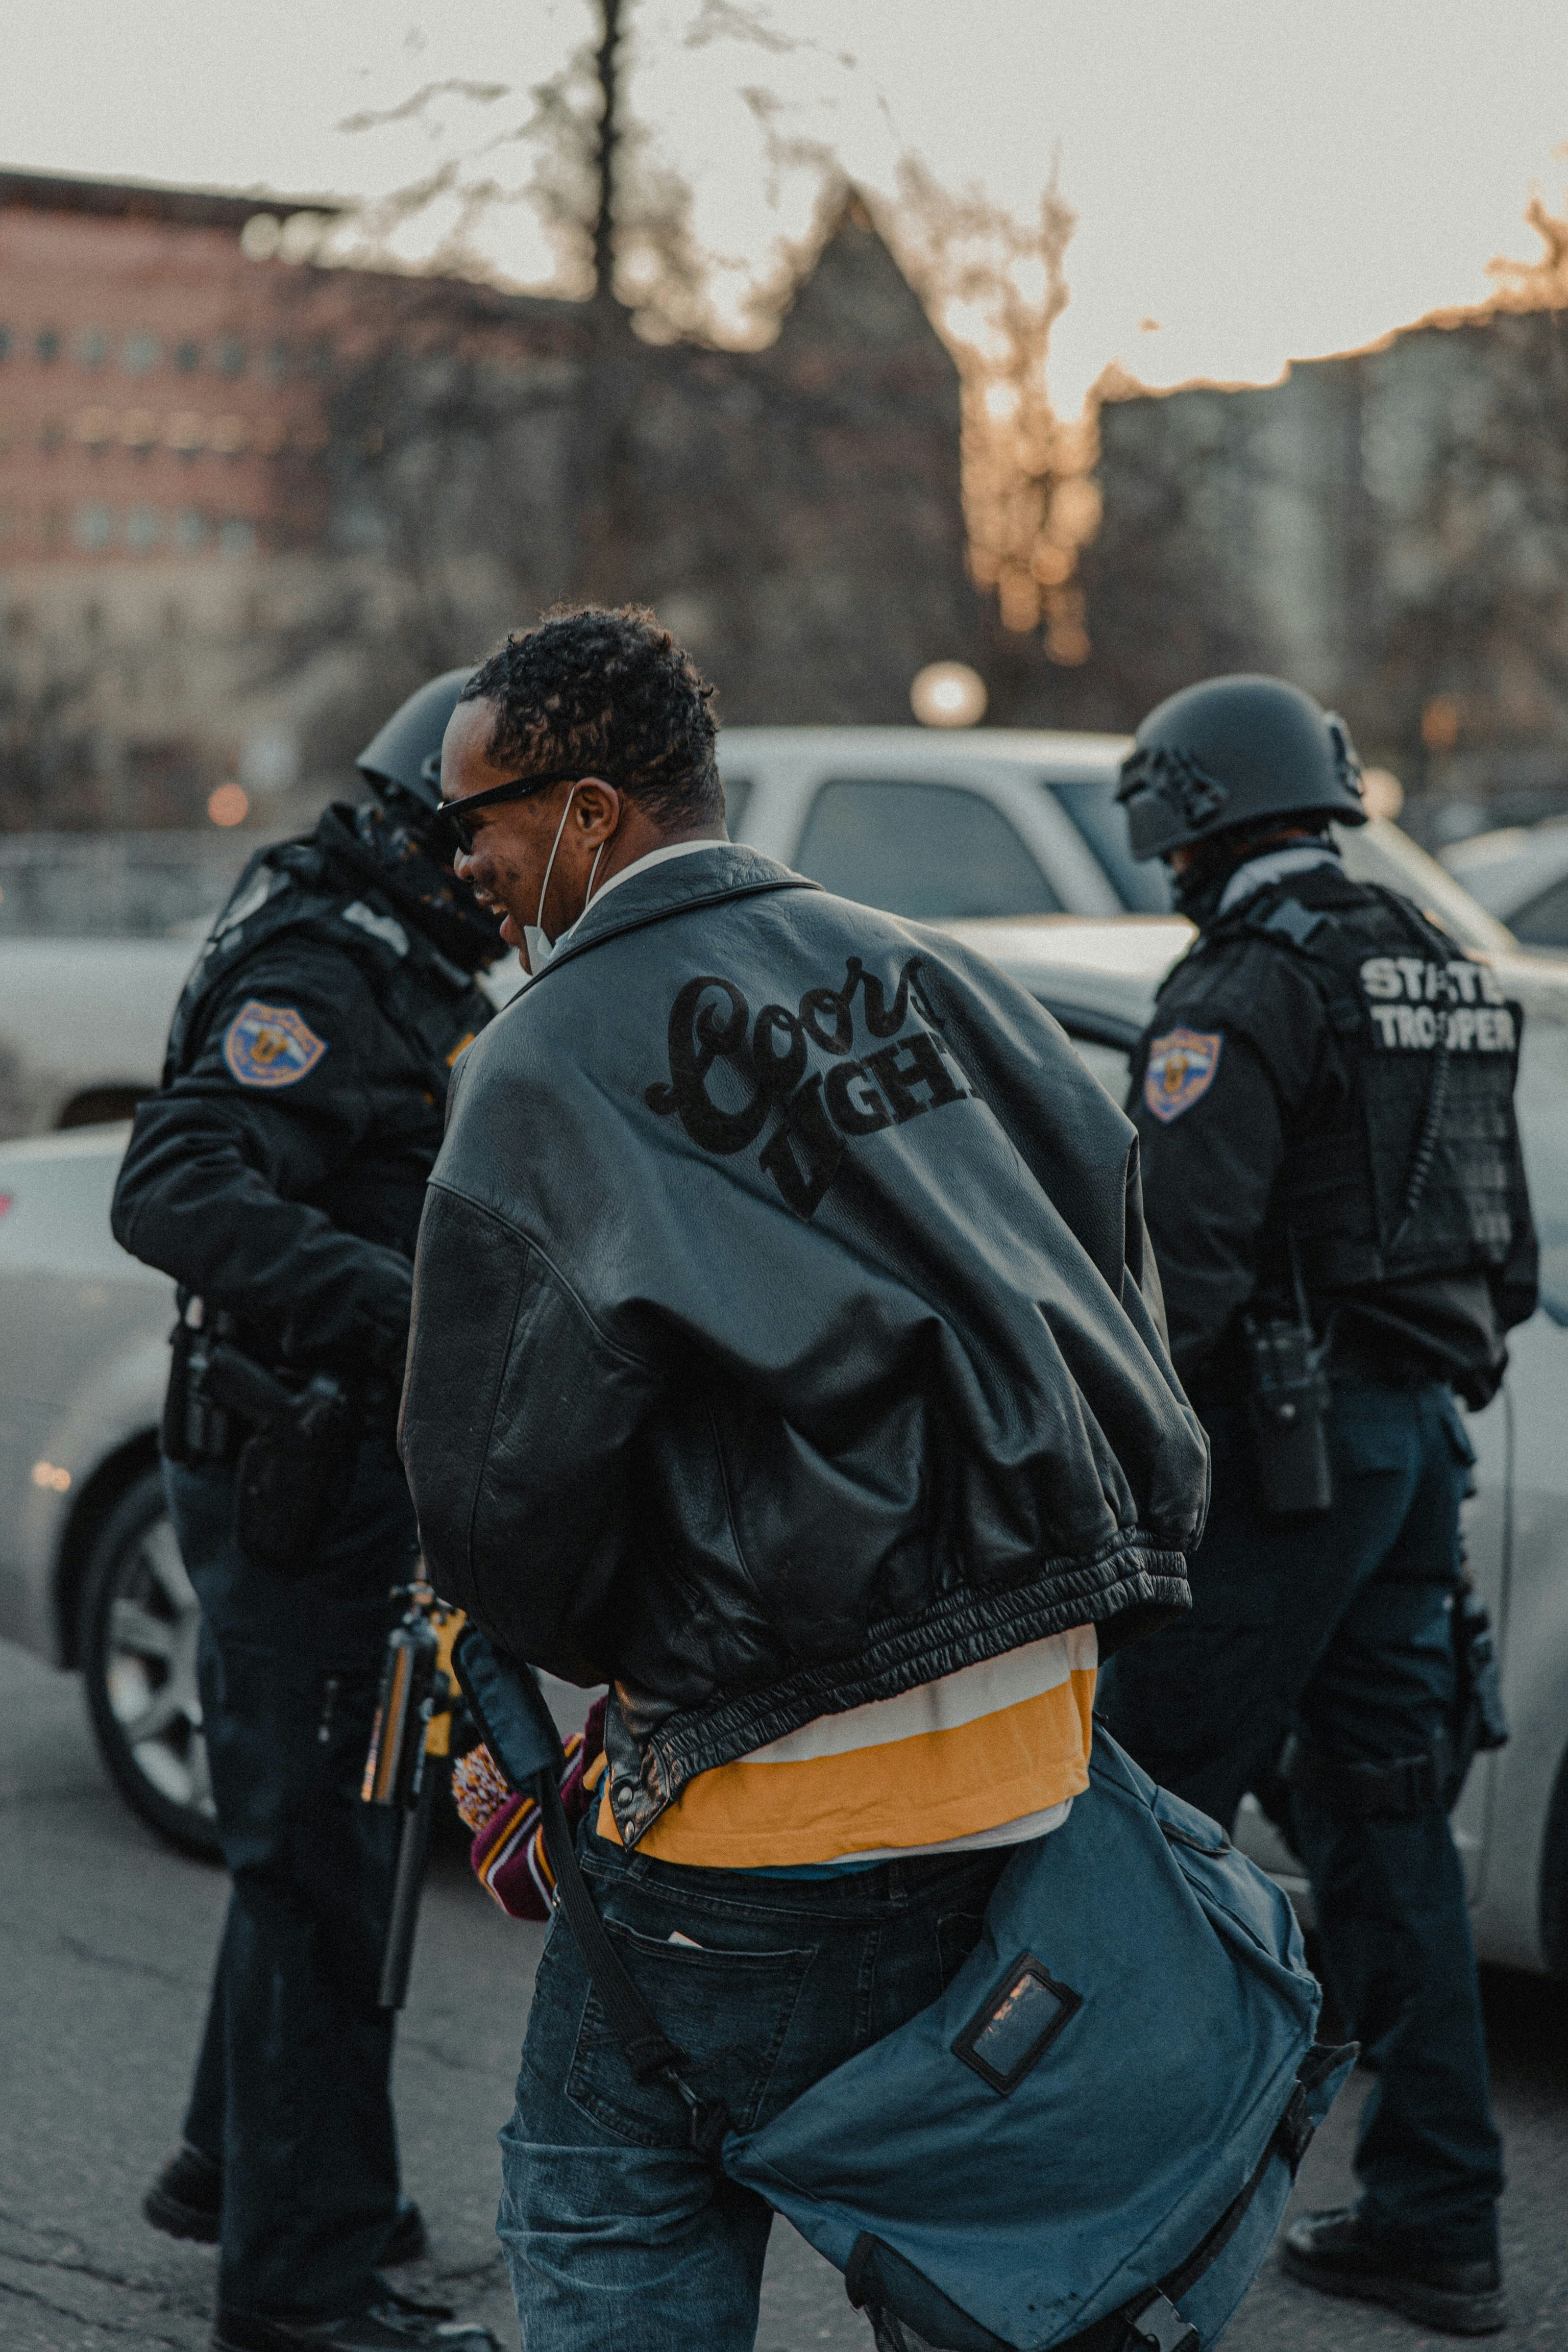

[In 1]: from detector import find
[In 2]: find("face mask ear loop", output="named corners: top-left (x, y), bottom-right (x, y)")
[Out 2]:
top-left (533, 788), bottom-right (576, 945)
top-left (583, 839), bottom-right (608, 911)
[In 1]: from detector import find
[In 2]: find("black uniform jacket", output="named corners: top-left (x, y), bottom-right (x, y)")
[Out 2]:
top-left (399, 844), bottom-right (1208, 1848)
top-left (1130, 860), bottom-right (1537, 1406)
top-left (112, 822), bottom-right (494, 1383)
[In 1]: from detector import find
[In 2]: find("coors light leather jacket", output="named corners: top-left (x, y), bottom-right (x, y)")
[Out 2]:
top-left (400, 844), bottom-right (1208, 1847)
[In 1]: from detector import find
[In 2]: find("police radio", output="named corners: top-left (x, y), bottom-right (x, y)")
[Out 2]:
top-left (1241, 1313), bottom-right (1334, 1516)
top-left (1240, 1226), bottom-right (1335, 1517)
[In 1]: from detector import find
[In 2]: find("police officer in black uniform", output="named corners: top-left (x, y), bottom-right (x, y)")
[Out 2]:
top-left (112, 674), bottom-right (501, 2352)
top-left (1099, 676), bottom-right (1536, 2338)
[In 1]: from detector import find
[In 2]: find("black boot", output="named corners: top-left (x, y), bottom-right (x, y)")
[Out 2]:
top-left (1282, 2209), bottom-right (1506, 2336)
top-left (143, 2143), bottom-right (223, 2242)
top-left (212, 2286), bottom-right (497, 2350)
top-left (144, 2146), bottom-right (426, 2266)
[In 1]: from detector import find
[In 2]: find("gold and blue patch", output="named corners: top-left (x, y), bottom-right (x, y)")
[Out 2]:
top-left (222, 1000), bottom-right (329, 1090)
top-left (1143, 1026), bottom-right (1223, 1124)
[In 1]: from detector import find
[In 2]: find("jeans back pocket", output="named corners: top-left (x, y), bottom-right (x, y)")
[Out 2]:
top-left (567, 1921), bottom-right (816, 2149)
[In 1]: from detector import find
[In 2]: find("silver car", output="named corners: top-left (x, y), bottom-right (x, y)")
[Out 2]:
top-left (1442, 822), bottom-right (1568, 955)
top-left (3, 731), bottom-right (1561, 1948)
top-left (0, 726), bottom-right (1509, 1145)
top-left (3, 912), bottom-right (1564, 1968)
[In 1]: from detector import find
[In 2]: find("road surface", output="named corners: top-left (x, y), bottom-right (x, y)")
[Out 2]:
top-left (1, 1638), bottom-right (1563, 2350)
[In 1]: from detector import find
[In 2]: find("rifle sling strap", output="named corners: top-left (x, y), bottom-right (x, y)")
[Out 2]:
top-left (536, 1771), bottom-right (729, 2153)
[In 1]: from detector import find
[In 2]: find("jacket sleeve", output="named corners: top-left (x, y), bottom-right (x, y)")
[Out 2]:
top-left (400, 1179), bottom-right (661, 1684)
top-left (1125, 938), bottom-right (1336, 1387)
top-left (111, 945), bottom-right (415, 1376)
top-left (1128, 1029), bottom-right (1286, 1385)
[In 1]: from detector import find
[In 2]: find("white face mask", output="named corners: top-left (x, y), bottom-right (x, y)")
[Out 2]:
top-left (523, 787), bottom-right (606, 973)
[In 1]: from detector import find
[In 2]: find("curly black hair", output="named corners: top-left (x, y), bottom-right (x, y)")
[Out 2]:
top-left (461, 605), bottom-right (722, 828)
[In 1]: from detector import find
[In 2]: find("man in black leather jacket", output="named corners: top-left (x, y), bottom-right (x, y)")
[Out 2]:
top-left (111, 676), bottom-right (500, 2352)
top-left (400, 607), bottom-right (1209, 2346)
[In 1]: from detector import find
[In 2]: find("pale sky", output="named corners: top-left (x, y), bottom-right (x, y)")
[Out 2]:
top-left (5, 0), bottom-right (1567, 414)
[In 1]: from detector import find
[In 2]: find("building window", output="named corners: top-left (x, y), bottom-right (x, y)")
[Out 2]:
top-left (35, 328), bottom-right (61, 364)
top-left (211, 413), bottom-right (250, 456)
top-left (122, 410), bottom-right (158, 451)
top-left (76, 326), bottom-right (108, 369)
top-left (305, 339), bottom-right (334, 378)
top-left (0, 414), bottom-right (13, 454)
top-left (75, 502), bottom-right (114, 551)
top-left (174, 339), bottom-right (201, 373)
top-left (216, 336), bottom-right (247, 378)
top-left (38, 415), bottom-right (65, 451)
top-left (123, 332), bottom-right (161, 374)
top-left (127, 506), bottom-right (161, 553)
top-left (218, 517), bottom-right (258, 557)
top-left (167, 411), bottom-right (205, 455)
top-left (264, 341), bottom-right (290, 384)
top-left (74, 408), bottom-right (115, 447)
top-left (0, 326), bottom-right (12, 362)
top-left (174, 510), bottom-right (207, 551)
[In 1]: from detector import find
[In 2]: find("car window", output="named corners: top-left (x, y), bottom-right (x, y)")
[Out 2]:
top-left (721, 774), bottom-right (752, 841)
top-left (1507, 876), bottom-right (1568, 952)
top-left (1044, 775), bottom-right (1171, 914)
top-left (795, 779), bottom-right (1062, 918)
top-left (1515, 1011), bottom-right (1568, 1324)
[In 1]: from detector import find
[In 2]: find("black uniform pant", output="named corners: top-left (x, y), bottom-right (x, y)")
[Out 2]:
top-left (164, 1437), bottom-right (417, 2322)
top-left (1099, 1379), bottom-right (1503, 2260)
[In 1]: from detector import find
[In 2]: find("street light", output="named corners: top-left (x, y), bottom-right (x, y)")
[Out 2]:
top-left (911, 662), bottom-right (987, 729)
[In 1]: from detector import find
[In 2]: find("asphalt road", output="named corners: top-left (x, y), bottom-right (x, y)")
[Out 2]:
top-left (2, 1636), bottom-right (1564, 2352)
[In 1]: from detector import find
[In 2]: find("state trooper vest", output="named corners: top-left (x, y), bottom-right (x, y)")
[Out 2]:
top-left (1195, 878), bottom-right (1526, 1300)
top-left (164, 830), bottom-right (492, 1092)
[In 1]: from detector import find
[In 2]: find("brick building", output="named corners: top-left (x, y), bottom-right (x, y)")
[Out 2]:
top-left (0, 166), bottom-right (989, 834)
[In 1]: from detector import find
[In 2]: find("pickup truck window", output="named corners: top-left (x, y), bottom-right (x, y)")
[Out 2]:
top-left (796, 778), bottom-right (1062, 919)
top-left (1045, 774), bottom-right (1171, 914)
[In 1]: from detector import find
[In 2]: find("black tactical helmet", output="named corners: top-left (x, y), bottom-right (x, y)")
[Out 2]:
top-left (356, 667), bottom-right (474, 816)
top-left (1116, 674), bottom-right (1366, 862)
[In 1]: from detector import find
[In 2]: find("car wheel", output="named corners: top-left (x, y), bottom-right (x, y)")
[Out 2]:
top-left (80, 1469), bottom-right (222, 1860)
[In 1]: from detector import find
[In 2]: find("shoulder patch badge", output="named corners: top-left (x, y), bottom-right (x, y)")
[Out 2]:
top-left (1143, 1026), bottom-right (1223, 1124)
top-left (222, 1000), bottom-right (329, 1089)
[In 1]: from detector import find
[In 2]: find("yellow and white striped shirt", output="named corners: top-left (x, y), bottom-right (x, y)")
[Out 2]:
top-left (597, 1624), bottom-right (1097, 1870)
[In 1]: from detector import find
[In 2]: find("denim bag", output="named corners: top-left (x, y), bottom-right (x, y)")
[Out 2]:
top-left (455, 1630), bottom-right (1353, 2352)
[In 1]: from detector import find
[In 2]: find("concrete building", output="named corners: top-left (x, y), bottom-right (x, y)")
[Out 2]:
top-left (1069, 296), bottom-right (1568, 839)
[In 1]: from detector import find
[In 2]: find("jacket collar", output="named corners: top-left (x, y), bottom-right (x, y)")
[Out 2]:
top-left (1215, 841), bottom-right (1341, 917)
top-left (513, 842), bottom-right (819, 991)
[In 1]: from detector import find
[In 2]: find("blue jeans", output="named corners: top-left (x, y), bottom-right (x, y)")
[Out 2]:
top-left (1099, 1380), bottom-right (1503, 2259)
top-left (498, 1830), bottom-right (1008, 2350)
top-left (166, 1435), bottom-right (418, 2322)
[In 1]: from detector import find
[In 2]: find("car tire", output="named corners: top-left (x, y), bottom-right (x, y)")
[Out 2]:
top-left (80, 1469), bottom-right (222, 1861)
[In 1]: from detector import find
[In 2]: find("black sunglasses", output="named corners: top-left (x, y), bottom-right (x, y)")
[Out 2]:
top-left (439, 766), bottom-right (605, 854)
